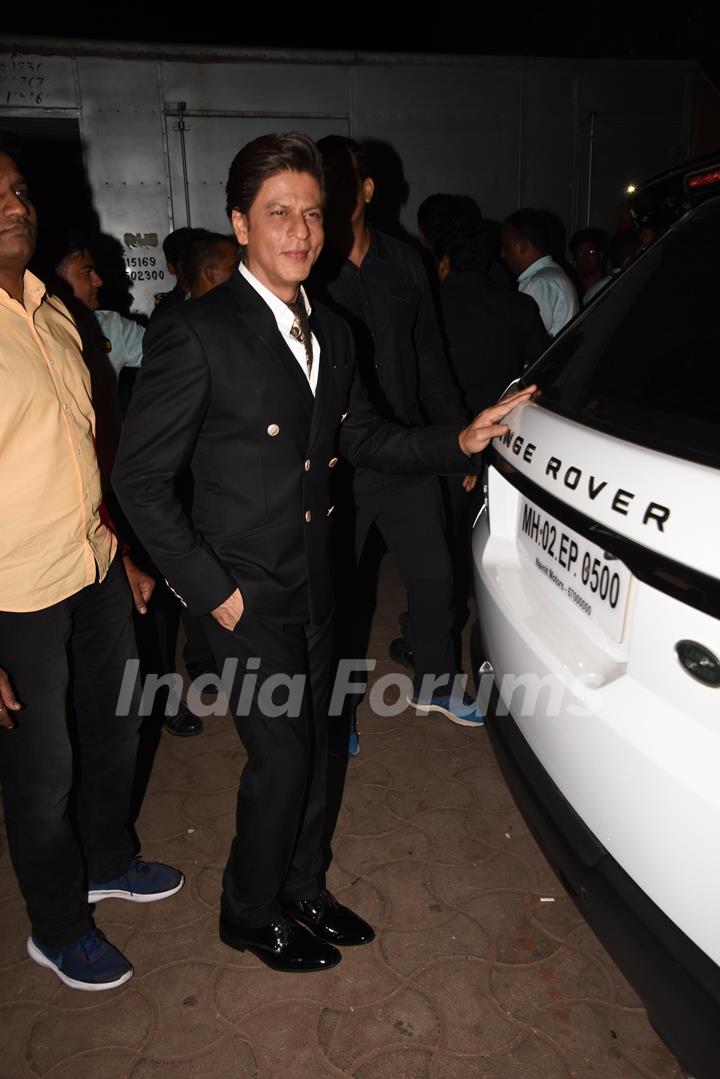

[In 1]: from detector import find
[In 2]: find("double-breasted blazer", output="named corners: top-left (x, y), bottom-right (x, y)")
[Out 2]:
top-left (113, 271), bottom-right (473, 624)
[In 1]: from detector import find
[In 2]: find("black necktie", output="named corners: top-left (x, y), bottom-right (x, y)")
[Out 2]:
top-left (287, 298), bottom-right (313, 379)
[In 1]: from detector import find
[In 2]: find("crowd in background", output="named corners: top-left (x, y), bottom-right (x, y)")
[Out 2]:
top-left (0, 126), bottom-right (656, 989)
top-left (43, 165), bottom-right (653, 744)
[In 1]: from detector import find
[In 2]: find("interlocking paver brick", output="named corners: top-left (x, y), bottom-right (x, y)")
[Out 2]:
top-left (489, 832), bottom-right (570, 893)
top-left (359, 725), bottom-right (429, 761)
top-left (415, 806), bottom-right (524, 863)
top-left (342, 758), bottom-right (392, 789)
top-left (137, 961), bottom-right (237, 1058)
top-left (366, 861), bottom-right (466, 931)
top-left (412, 958), bottom-right (519, 1055)
top-left (426, 853), bottom-right (538, 906)
top-left (191, 864), bottom-right (223, 911)
top-left (489, 945), bottom-right (615, 1020)
top-left (238, 1001), bottom-right (338, 1077)
top-left (34, 1048), bottom-right (140, 1079)
top-left (128, 1036), bottom-right (258, 1078)
top-left (428, 1035), bottom-right (575, 1078)
top-left (379, 912), bottom-right (490, 976)
top-left (385, 777), bottom-right (475, 819)
top-left (0, 867), bottom-right (19, 901)
top-left (466, 890), bottom-right (583, 965)
top-left (0, 1004), bottom-right (45, 1078)
top-left (26, 987), bottom-right (151, 1072)
top-left (332, 876), bottom-right (388, 928)
top-left (561, 923), bottom-right (646, 1009)
top-left (341, 784), bottom-right (405, 836)
top-left (354, 1046), bottom-right (433, 1078)
top-left (318, 983), bottom-right (442, 1071)
top-left (533, 1001), bottom-right (685, 1078)
top-left (108, 915), bottom-right (212, 976)
top-left (452, 764), bottom-right (526, 814)
top-left (0, 555), bottom-right (684, 1077)
top-left (335, 825), bottom-right (433, 878)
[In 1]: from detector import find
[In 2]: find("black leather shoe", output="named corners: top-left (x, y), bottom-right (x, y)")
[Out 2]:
top-left (283, 889), bottom-right (375, 946)
top-left (219, 915), bottom-right (341, 972)
top-left (389, 636), bottom-right (415, 671)
top-left (164, 705), bottom-right (203, 737)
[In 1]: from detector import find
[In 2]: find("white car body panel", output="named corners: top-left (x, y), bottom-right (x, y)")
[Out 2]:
top-left (474, 399), bottom-right (720, 967)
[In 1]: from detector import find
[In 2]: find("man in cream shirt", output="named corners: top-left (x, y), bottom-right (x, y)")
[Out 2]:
top-left (0, 137), bottom-right (183, 992)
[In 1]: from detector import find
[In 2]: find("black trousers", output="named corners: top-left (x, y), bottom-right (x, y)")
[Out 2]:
top-left (351, 477), bottom-right (456, 693)
top-left (203, 608), bottom-right (333, 927)
top-left (133, 576), bottom-right (214, 691)
top-left (181, 607), bottom-right (216, 676)
top-left (0, 556), bottom-right (140, 947)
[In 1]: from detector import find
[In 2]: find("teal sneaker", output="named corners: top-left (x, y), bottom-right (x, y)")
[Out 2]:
top-left (347, 727), bottom-right (360, 756)
top-left (89, 858), bottom-right (184, 904)
top-left (406, 690), bottom-right (485, 728)
top-left (27, 929), bottom-right (133, 991)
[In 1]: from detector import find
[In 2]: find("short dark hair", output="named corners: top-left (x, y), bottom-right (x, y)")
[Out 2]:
top-left (417, 193), bottom-right (483, 247)
top-left (316, 135), bottom-right (371, 180)
top-left (47, 227), bottom-right (92, 268)
top-left (418, 194), bottom-right (457, 242)
top-left (33, 226), bottom-right (93, 285)
top-left (504, 208), bottom-right (552, 255)
top-left (569, 227), bottom-right (610, 257)
top-left (162, 226), bottom-right (204, 263)
top-left (226, 132), bottom-right (324, 218)
top-left (435, 223), bottom-right (492, 274)
top-left (181, 233), bottom-right (237, 288)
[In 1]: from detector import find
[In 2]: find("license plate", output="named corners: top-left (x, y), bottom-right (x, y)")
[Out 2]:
top-left (517, 497), bottom-right (632, 642)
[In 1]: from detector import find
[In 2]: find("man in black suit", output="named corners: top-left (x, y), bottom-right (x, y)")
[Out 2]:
top-left (313, 137), bottom-right (481, 739)
top-left (113, 133), bottom-right (534, 974)
top-left (435, 221), bottom-right (549, 413)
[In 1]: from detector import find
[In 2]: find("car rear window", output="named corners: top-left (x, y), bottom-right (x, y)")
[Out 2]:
top-left (525, 199), bottom-right (720, 469)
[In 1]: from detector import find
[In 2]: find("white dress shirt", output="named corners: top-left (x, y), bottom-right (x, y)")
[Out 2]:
top-left (517, 255), bottom-right (578, 337)
top-left (239, 262), bottom-right (319, 396)
top-left (95, 309), bottom-right (145, 376)
top-left (582, 275), bottom-right (613, 306)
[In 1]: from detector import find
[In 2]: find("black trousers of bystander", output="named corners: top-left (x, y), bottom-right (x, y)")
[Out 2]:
top-left (0, 556), bottom-right (141, 947)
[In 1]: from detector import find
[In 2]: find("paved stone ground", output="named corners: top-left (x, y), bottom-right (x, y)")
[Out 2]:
top-left (0, 556), bottom-right (684, 1078)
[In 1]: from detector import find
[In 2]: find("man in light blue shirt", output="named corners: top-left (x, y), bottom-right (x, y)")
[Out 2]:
top-left (501, 208), bottom-right (578, 336)
top-left (53, 242), bottom-right (144, 377)
top-left (95, 307), bottom-right (144, 377)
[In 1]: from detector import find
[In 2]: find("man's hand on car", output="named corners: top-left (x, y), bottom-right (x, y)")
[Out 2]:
top-left (458, 385), bottom-right (537, 457)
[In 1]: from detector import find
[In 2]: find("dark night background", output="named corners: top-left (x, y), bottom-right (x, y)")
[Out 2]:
top-left (3, 7), bottom-right (720, 84)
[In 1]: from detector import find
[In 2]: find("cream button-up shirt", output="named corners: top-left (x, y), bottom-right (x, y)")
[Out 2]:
top-left (0, 271), bottom-right (115, 612)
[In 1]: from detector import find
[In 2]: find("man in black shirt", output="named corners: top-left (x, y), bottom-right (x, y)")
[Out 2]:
top-left (435, 222), bottom-right (549, 412)
top-left (313, 137), bottom-right (483, 737)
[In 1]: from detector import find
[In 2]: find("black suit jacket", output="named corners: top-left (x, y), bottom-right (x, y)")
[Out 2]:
top-left (112, 271), bottom-right (473, 623)
top-left (311, 227), bottom-right (468, 494)
top-left (440, 271), bottom-right (549, 414)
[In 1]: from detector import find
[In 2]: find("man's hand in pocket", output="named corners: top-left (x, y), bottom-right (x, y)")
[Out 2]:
top-left (212, 588), bottom-right (245, 631)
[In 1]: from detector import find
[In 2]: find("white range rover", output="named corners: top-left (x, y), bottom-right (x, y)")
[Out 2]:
top-left (472, 161), bottom-right (720, 1079)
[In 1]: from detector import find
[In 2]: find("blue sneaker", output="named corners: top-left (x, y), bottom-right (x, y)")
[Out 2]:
top-left (329, 706), bottom-right (360, 758)
top-left (347, 727), bottom-right (360, 756)
top-left (27, 929), bottom-right (133, 991)
top-left (88, 858), bottom-right (184, 904)
top-left (406, 691), bottom-right (485, 728)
